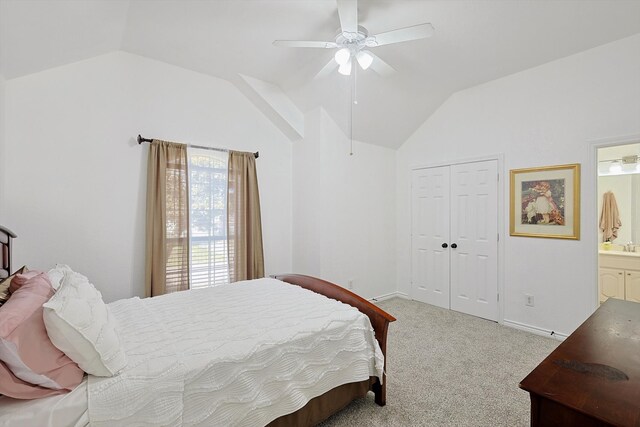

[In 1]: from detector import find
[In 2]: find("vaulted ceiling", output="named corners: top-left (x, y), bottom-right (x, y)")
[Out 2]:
top-left (1, 0), bottom-right (639, 148)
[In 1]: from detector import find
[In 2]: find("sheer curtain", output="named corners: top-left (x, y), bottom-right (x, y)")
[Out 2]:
top-left (145, 140), bottom-right (190, 297)
top-left (227, 151), bottom-right (265, 282)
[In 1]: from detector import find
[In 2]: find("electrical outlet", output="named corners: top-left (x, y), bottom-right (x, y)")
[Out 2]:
top-left (347, 279), bottom-right (354, 290)
top-left (525, 294), bottom-right (534, 307)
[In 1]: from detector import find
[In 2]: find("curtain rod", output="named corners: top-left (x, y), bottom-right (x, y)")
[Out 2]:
top-left (137, 135), bottom-right (259, 159)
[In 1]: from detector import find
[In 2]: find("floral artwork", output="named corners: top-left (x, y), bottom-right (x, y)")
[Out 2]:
top-left (510, 164), bottom-right (580, 239)
top-left (520, 179), bottom-right (565, 225)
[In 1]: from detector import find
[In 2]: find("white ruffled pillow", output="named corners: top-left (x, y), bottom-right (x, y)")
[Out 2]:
top-left (42, 270), bottom-right (126, 377)
top-left (46, 264), bottom-right (85, 291)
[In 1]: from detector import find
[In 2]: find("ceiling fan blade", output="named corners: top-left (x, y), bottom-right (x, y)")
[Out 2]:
top-left (367, 52), bottom-right (395, 76)
top-left (315, 59), bottom-right (339, 79)
top-left (273, 40), bottom-right (338, 49)
top-left (366, 23), bottom-right (434, 47)
top-left (337, 0), bottom-right (358, 35)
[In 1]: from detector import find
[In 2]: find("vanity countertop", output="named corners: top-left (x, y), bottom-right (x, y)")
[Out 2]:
top-left (599, 249), bottom-right (640, 258)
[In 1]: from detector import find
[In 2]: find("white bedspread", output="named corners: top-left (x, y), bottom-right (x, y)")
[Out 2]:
top-left (88, 278), bottom-right (384, 426)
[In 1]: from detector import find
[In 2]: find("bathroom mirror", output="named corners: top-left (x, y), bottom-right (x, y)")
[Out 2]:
top-left (598, 143), bottom-right (640, 246)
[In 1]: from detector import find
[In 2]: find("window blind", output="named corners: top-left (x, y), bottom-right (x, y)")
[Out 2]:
top-left (188, 149), bottom-right (229, 288)
top-left (164, 158), bottom-right (190, 294)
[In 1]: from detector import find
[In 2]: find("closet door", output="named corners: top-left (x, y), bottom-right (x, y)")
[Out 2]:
top-left (450, 160), bottom-right (498, 321)
top-left (411, 166), bottom-right (450, 309)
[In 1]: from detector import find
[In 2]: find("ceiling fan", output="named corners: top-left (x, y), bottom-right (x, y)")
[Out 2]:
top-left (273, 0), bottom-right (434, 77)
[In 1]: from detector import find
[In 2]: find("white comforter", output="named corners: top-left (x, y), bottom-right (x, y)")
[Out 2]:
top-left (87, 278), bottom-right (384, 426)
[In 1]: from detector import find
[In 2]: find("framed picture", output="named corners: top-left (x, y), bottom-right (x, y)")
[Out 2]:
top-left (510, 163), bottom-right (580, 239)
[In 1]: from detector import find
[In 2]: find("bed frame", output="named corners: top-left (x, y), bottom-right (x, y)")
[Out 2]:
top-left (271, 273), bottom-right (396, 425)
top-left (0, 226), bottom-right (17, 280)
top-left (0, 225), bottom-right (394, 426)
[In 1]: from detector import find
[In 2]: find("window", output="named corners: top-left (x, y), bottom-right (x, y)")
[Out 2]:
top-left (188, 149), bottom-right (229, 288)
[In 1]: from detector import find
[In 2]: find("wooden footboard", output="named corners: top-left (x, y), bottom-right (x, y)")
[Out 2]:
top-left (272, 274), bottom-right (396, 406)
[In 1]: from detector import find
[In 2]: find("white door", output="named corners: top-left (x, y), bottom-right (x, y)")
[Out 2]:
top-left (450, 160), bottom-right (499, 321)
top-left (411, 166), bottom-right (450, 309)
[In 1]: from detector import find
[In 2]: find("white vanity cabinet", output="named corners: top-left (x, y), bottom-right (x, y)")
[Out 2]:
top-left (598, 251), bottom-right (640, 303)
top-left (598, 267), bottom-right (625, 301)
top-left (626, 270), bottom-right (640, 303)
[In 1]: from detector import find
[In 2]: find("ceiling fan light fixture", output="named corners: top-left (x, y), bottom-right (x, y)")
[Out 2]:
top-left (334, 48), bottom-right (351, 65)
top-left (338, 59), bottom-right (352, 76)
top-left (274, 0), bottom-right (436, 79)
top-left (356, 50), bottom-right (373, 70)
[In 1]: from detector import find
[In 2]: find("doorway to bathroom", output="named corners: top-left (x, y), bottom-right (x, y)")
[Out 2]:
top-left (596, 141), bottom-right (640, 304)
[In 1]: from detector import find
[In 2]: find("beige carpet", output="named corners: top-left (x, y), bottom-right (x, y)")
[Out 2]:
top-left (318, 297), bottom-right (559, 427)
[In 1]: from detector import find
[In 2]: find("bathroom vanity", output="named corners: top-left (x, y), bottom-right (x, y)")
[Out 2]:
top-left (598, 249), bottom-right (640, 303)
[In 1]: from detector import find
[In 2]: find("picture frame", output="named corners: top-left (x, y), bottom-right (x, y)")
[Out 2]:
top-left (510, 163), bottom-right (580, 240)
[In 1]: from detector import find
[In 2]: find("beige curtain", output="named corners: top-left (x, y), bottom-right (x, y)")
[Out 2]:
top-left (227, 151), bottom-right (265, 282)
top-left (145, 140), bottom-right (190, 297)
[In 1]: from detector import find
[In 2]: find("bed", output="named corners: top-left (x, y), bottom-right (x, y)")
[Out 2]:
top-left (0, 226), bottom-right (395, 426)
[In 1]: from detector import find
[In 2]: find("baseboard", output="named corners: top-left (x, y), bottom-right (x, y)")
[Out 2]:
top-left (503, 319), bottom-right (567, 341)
top-left (368, 299), bottom-right (567, 341)
top-left (369, 292), bottom-right (411, 302)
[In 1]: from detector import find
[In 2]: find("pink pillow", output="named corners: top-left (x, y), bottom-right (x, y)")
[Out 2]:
top-left (0, 273), bottom-right (84, 397)
top-left (8, 270), bottom-right (40, 294)
top-left (0, 360), bottom-right (64, 400)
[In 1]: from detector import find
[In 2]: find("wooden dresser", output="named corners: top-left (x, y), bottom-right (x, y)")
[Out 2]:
top-left (519, 298), bottom-right (640, 427)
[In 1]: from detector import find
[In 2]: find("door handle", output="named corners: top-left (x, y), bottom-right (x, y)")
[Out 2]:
top-left (442, 243), bottom-right (448, 248)
top-left (451, 243), bottom-right (458, 249)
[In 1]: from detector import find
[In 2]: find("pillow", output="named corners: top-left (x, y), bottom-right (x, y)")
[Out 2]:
top-left (43, 271), bottom-right (126, 377)
top-left (46, 264), bottom-right (84, 291)
top-left (0, 360), bottom-right (66, 400)
top-left (8, 269), bottom-right (40, 294)
top-left (0, 266), bottom-right (26, 305)
top-left (0, 273), bottom-right (84, 395)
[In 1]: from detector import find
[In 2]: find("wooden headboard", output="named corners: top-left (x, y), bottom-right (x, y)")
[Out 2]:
top-left (0, 226), bottom-right (17, 280)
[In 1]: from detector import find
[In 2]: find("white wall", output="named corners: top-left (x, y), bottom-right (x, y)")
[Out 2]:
top-left (0, 74), bottom-right (5, 222)
top-left (634, 176), bottom-right (640, 245)
top-left (3, 52), bottom-right (292, 302)
top-left (293, 108), bottom-right (396, 299)
top-left (292, 109), bottom-right (323, 278)
top-left (397, 34), bottom-right (640, 336)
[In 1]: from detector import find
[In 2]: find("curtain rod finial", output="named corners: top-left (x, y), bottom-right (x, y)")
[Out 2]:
top-left (137, 134), bottom-right (143, 145)
top-left (254, 152), bottom-right (259, 159)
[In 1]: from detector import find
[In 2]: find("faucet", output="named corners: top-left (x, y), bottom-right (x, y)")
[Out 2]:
top-left (624, 242), bottom-right (635, 252)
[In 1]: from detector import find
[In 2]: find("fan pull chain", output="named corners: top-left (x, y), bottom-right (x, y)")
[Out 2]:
top-left (353, 65), bottom-right (358, 105)
top-left (349, 67), bottom-right (355, 156)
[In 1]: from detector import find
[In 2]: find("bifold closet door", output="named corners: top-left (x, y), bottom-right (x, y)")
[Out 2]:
top-left (411, 166), bottom-right (450, 309)
top-left (449, 161), bottom-right (498, 321)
